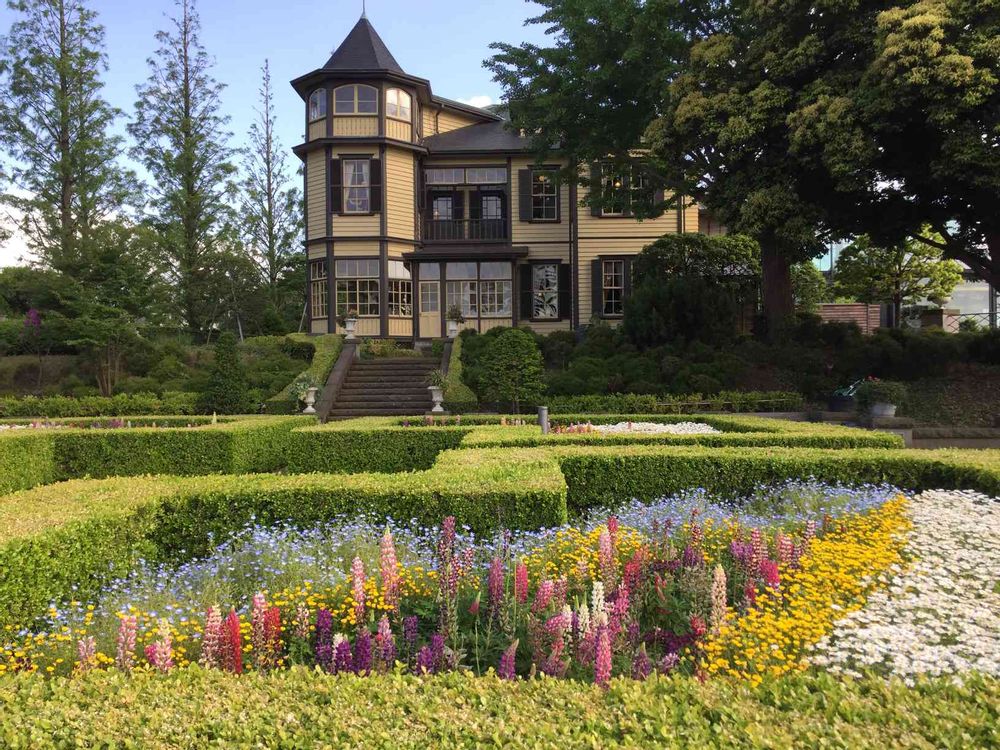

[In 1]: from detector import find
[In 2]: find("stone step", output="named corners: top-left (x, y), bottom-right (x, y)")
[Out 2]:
top-left (327, 408), bottom-right (431, 418)
top-left (339, 387), bottom-right (432, 397)
top-left (344, 376), bottom-right (435, 385)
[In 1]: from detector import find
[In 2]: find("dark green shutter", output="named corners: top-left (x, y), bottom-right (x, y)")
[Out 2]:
top-left (589, 162), bottom-right (602, 216)
top-left (330, 159), bottom-right (342, 214)
top-left (469, 190), bottom-right (482, 220)
top-left (369, 158), bottom-right (382, 213)
top-left (453, 191), bottom-right (464, 220)
top-left (558, 263), bottom-right (571, 320)
top-left (518, 169), bottom-right (531, 221)
top-left (519, 264), bottom-right (533, 320)
top-left (591, 258), bottom-right (603, 317)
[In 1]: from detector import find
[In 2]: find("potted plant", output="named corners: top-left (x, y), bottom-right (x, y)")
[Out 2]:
top-left (445, 305), bottom-right (465, 339)
top-left (829, 379), bottom-right (863, 413)
top-left (336, 309), bottom-right (359, 340)
top-left (426, 369), bottom-right (447, 413)
top-left (291, 374), bottom-right (321, 414)
top-left (855, 377), bottom-right (907, 418)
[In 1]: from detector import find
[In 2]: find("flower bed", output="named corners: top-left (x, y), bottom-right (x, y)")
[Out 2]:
top-left (1, 481), bottom-right (905, 682)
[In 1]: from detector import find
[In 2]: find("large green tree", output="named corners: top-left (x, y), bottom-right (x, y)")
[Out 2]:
top-left (0, 0), bottom-right (137, 274)
top-left (129, 0), bottom-right (235, 336)
top-left (785, 0), bottom-right (1000, 290)
top-left (834, 235), bottom-right (963, 326)
top-left (236, 59), bottom-right (303, 331)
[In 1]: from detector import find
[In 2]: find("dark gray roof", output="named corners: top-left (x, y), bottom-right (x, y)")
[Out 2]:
top-left (324, 17), bottom-right (404, 73)
top-left (423, 120), bottom-right (531, 153)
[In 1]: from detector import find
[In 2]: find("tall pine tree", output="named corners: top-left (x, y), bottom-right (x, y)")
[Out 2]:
top-left (237, 59), bottom-right (302, 330)
top-left (129, 0), bottom-right (235, 336)
top-left (0, 0), bottom-right (137, 274)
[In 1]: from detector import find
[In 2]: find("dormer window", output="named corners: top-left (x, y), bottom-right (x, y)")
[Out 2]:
top-left (308, 89), bottom-right (327, 121)
top-left (334, 84), bottom-right (378, 115)
top-left (386, 88), bottom-right (411, 121)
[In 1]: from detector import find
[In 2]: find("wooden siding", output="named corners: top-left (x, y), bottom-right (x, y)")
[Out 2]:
top-left (332, 241), bottom-right (380, 257)
top-left (386, 118), bottom-right (412, 142)
top-left (310, 319), bottom-right (327, 334)
top-left (480, 318), bottom-right (513, 333)
top-left (333, 116), bottom-right (379, 137)
top-left (388, 318), bottom-right (413, 337)
top-left (522, 320), bottom-right (572, 335)
top-left (818, 303), bottom-right (882, 335)
top-left (421, 108), bottom-right (437, 137)
top-left (307, 244), bottom-right (326, 260)
top-left (306, 150), bottom-right (327, 240)
top-left (386, 149), bottom-right (415, 239)
top-left (511, 158), bottom-right (572, 245)
top-left (308, 120), bottom-right (325, 141)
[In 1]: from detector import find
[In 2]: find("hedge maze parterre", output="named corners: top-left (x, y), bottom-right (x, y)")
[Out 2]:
top-left (2, 413), bottom-right (999, 635)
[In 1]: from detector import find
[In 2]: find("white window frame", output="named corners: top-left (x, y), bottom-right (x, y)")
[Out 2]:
top-left (531, 169), bottom-right (558, 221)
top-left (334, 84), bottom-right (378, 115)
top-left (310, 260), bottom-right (328, 319)
top-left (601, 259), bottom-right (626, 317)
top-left (343, 159), bottom-right (371, 214)
top-left (335, 259), bottom-right (380, 318)
top-left (386, 88), bottom-right (411, 121)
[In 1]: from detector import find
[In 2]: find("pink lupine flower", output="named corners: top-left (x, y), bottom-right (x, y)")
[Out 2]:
top-left (498, 639), bottom-right (518, 680)
top-left (743, 580), bottom-right (758, 608)
top-left (380, 527), bottom-right (400, 613)
top-left (468, 592), bottom-right (481, 616)
top-left (251, 593), bottom-right (268, 669)
top-left (594, 626), bottom-right (612, 688)
top-left (115, 614), bottom-right (138, 673)
top-left (609, 583), bottom-right (630, 635)
top-left (803, 520), bottom-right (817, 546)
top-left (487, 556), bottom-right (504, 621)
top-left (532, 579), bottom-right (554, 613)
top-left (607, 515), bottom-right (619, 550)
top-left (776, 532), bottom-right (794, 565)
top-left (351, 556), bottom-right (367, 628)
top-left (514, 561), bottom-right (529, 604)
top-left (750, 528), bottom-right (764, 575)
top-left (263, 606), bottom-right (282, 669)
top-left (598, 527), bottom-right (615, 588)
top-left (293, 604), bottom-right (310, 640)
top-left (710, 564), bottom-right (728, 635)
top-left (150, 618), bottom-right (174, 673)
top-left (552, 576), bottom-right (568, 611)
top-left (76, 636), bottom-right (97, 674)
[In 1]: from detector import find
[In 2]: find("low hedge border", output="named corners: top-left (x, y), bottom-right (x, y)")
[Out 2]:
top-left (0, 392), bottom-right (198, 419)
top-left (265, 334), bottom-right (343, 413)
top-left (286, 415), bottom-right (902, 473)
top-left (0, 416), bottom-right (313, 492)
top-left (546, 390), bottom-right (806, 414)
top-left (0, 448), bottom-right (566, 630)
top-left (442, 334), bottom-right (477, 412)
top-left (0, 669), bottom-right (996, 749)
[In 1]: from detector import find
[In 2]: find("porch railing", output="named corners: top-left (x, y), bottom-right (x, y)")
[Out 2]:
top-left (422, 218), bottom-right (508, 242)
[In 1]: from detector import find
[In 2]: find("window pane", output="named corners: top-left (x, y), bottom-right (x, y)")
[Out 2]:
top-left (531, 170), bottom-right (558, 220)
top-left (446, 262), bottom-right (477, 280)
top-left (420, 281), bottom-right (439, 312)
top-left (480, 262), bottom-right (511, 280)
top-left (446, 280), bottom-right (477, 316)
top-left (309, 90), bottom-right (326, 120)
top-left (479, 280), bottom-right (512, 317)
top-left (334, 86), bottom-right (355, 114)
top-left (419, 262), bottom-right (440, 281)
top-left (357, 85), bottom-right (378, 113)
top-left (531, 263), bottom-right (559, 320)
top-left (389, 279), bottom-right (413, 316)
top-left (432, 196), bottom-right (453, 220)
top-left (481, 195), bottom-right (502, 220)
top-left (388, 260), bottom-right (410, 280)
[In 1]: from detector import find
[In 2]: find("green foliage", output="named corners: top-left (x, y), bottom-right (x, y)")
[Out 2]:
top-left (0, 669), bottom-right (997, 748)
top-left (0, 432), bottom-right (56, 494)
top-left (198, 332), bottom-right (251, 415)
top-left (0, 392), bottom-right (198, 418)
top-left (545, 391), bottom-right (804, 414)
top-left (855, 380), bottom-right (909, 411)
top-left (266, 334), bottom-right (343, 412)
top-left (835, 235), bottom-right (964, 324)
top-left (631, 234), bottom-right (761, 284)
top-left (790, 262), bottom-right (829, 313)
top-left (442, 335), bottom-right (477, 411)
top-left (477, 328), bottom-right (546, 411)
top-left (623, 275), bottom-right (743, 348)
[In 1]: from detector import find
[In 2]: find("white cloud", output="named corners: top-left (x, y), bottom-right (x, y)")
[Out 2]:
top-left (456, 95), bottom-right (494, 110)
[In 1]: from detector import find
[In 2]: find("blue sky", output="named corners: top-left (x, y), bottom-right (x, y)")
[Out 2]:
top-left (0, 0), bottom-right (549, 264)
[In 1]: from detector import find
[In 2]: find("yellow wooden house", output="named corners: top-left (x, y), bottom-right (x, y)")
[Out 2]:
top-left (291, 15), bottom-right (700, 340)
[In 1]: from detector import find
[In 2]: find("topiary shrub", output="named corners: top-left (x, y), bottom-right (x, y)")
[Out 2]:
top-left (478, 328), bottom-right (546, 413)
top-left (198, 332), bottom-right (252, 414)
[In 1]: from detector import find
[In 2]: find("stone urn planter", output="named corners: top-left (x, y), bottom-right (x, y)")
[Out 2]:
top-left (302, 386), bottom-right (319, 414)
top-left (344, 317), bottom-right (358, 341)
top-left (446, 319), bottom-right (459, 338)
top-left (445, 305), bottom-right (465, 340)
top-left (428, 385), bottom-right (445, 413)
top-left (871, 402), bottom-right (897, 418)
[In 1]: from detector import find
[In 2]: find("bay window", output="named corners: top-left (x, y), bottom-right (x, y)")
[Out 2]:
top-left (310, 259), bottom-right (328, 319)
top-left (308, 89), bottom-right (327, 121)
top-left (336, 259), bottom-right (380, 318)
top-left (386, 88), bottom-right (411, 120)
top-left (388, 260), bottom-right (412, 317)
top-left (334, 84), bottom-right (378, 114)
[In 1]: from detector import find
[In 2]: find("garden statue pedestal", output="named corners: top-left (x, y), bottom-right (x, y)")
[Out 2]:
top-left (303, 387), bottom-right (319, 414)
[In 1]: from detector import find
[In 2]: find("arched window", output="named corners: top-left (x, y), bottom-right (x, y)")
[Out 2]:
top-left (334, 84), bottom-right (378, 115)
top-left (386, 88), bottom-right (411, 121)
top-left (308, 89), bottom-right (327, 121)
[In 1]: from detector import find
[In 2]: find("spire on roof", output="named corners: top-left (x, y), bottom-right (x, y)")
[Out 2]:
top-left (324, 16), bottom-right (403, 73)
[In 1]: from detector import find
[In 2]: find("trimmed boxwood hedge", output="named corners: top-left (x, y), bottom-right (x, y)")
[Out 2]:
top-left (286, 415), bottom-right (902, 474)
top-left (265, 334), bottom-right (343, 413)
top-left (0, 448), bottom-right (566, 630)
top-left (0, 416), bottom-right (313, 491)
top-left (0, 669), bottom-right (996, 749)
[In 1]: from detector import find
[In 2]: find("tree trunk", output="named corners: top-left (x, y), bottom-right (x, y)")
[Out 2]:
top-left (759, 242), bottom-right (795, 337)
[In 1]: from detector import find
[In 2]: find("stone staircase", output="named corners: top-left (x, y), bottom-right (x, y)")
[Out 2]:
top-left (325, 357), bottom-right (438, 419)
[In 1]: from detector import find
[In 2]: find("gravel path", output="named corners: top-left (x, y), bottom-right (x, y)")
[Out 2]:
top-left (591, 421), bottom-right (721, 435)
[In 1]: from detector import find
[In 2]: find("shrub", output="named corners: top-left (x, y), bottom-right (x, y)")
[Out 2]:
top-left (442, 335), bottom-right (477, 412)
top-left (198, 332), bottom-right (252, 414)
top-left (855, 379), bottom-right (909, 412)
top-left (0, 392), bottom-right (198, 418)
top-left (624, 275), bottom-right (743, 348)
top-left (478, 328), bottom-right (545, 412)
top-left (266, 335), bottom-right (343, 413)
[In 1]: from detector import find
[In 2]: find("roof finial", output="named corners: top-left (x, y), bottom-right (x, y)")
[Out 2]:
top-left (361, 0), bottom-right (367, 19)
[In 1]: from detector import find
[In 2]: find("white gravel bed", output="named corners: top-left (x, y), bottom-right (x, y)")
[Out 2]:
top-left (809, 489), bottom-right (1000, 682)
top-left (591, 421), bottom-right (721, 435)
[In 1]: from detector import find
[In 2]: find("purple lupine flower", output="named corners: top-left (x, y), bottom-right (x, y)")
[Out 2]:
top-left (354, 630), bottom-right (372, 675)
top-left (658, 652), bottom-right (680, 674)
top-left (729, 539), bottom-right (754, 568)
top-left (334, 637), bottom-right (354, 674)
top-left (415, 645), bottom-right (435, 674)
top-left (315, 608), bottom-right (334, 672)
top-left (376, 615), bottom-right (396, 669)
top-left (631, 644), bottom-right (652, 680)
top-left (487, 556), bottom-right (504, 622)
top-left (403, 615), bottom-right (419, 654)
top-left (498, 639), bottom-right (518, 680)
top-left (429, 632), bottom-right (445, 672)
top-left (531, 579), bottom-right (554, 614)
top-left (681, 544), bottom-right (703, 568)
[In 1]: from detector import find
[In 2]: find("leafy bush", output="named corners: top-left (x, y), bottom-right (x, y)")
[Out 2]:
top-left (855, 380), bottom-right (909, 411)
top-left (266, 335), bottom-right (343, 413)
top-left (545, 391), bottom-right (804, 414)
top-left (477, 328), bottom-right (545, 412)
top-left (198, 332), bottom-right (252, 414)
top-left (442, 335), bottom-right (477, 412)
top-left (624, 275), bottom-right (743, 348)
top-left (0, 392), bottom-right (198, 418)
